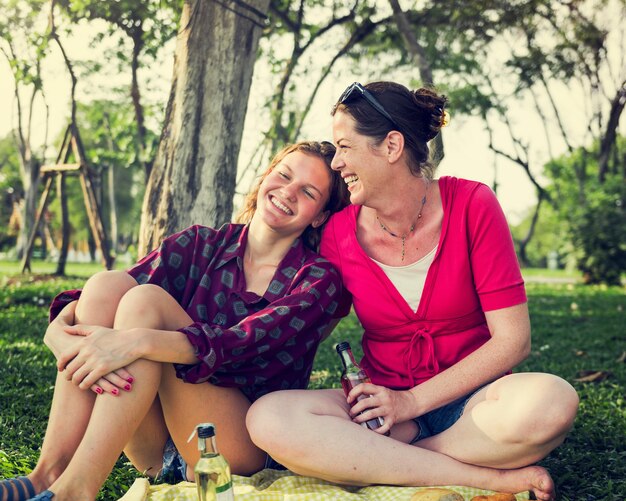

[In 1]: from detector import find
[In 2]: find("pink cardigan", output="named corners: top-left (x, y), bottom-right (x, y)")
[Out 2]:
top-left (320, 176), bottom-right (526, 389)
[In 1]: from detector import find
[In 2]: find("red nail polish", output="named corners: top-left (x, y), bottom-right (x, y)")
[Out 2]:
top-left (126, 377), bottom-right (134, 383)
top-left (112, 388), bottom-right (119, 395)
top-left (95, 387), bottom-right (103, 394)
top-left (124, 384), bottom-right (132, 391)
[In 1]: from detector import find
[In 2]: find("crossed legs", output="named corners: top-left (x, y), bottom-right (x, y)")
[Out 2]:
top-left (15, 271), bottom-right (264, 501)
top-left (247, 372), bottom-right (578, 500)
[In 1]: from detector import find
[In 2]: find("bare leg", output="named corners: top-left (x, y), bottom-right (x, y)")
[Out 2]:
top-left (122, 397), bottom-right (170, 478)
top-left (123, 365), bottom-right (266, 480)
top-left (159, 364), bottom-right (266, 477)
top-left (46, 359), bottom-right (162, 500)
top-left (26, 271), bottom-right (137, 493)
top-left (119, 285), bottom-right (266, 477)
top-left (247, 389), bottom-right (557, 500)
top-left (417, 373), bottom-right (579, 468)
top-left (44, 284), bottom-right (264, 499)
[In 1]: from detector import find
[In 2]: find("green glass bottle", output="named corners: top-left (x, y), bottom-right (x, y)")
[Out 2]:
top-left (194, 423), bottom-right (235, 501)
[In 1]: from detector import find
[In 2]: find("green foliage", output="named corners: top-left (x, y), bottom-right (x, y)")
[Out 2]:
top-left (41, 99), bottom-right (153, 254)
top-left (0, 0), bottom-right (50, 88)
top-left (77, 99), bottom-right (152, 238)
top-left (544, 138), bottom-right (626, 285)
top-left (570, 178), bottom-right (626, 285)
top-left (1, 271), bottom-right (623, 500)
top-left (511, 204), bottom-right (572, 269)
top-left (56, 0), bottom-right (181, 60)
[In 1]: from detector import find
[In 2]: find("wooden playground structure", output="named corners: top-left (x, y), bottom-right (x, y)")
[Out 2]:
top-left (20, 123), bottom-right (113, 273)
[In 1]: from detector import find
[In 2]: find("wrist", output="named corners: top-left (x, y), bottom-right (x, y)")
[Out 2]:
top-left (128, 327), bottom-right (149, 359)
top-left (406, 388), bottom-right (423, 418)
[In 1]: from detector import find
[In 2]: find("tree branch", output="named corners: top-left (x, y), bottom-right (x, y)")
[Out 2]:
top-left (293, 18), bottom-right (380, 140)
top-left (598, 79), bottom-right (626, 183)
top-left (48, 0), bottom-right (78, 125)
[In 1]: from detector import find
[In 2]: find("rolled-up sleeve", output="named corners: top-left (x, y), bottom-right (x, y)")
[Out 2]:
top-left (49, 289), bottom-right (82, 323)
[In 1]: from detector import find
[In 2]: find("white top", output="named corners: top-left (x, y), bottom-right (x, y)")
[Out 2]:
top-left (372, 246), bottom-right (438, 311)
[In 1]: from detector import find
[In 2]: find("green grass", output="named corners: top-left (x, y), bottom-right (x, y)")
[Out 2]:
top-left (521, 267), bottom-right (581, 280)
top-left (0, 259), bottom-right (125, 278)
top-left (0, 267), bottom-right (624, 500)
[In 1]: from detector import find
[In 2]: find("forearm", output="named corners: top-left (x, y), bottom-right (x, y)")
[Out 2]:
top-left (44, 301), bottom-right (79, 359)
top-left (404, 302), bottom-right (532, 418)
top-left (129, 327), bottom-right (198, 365)
top-left (408, 334), bottom-right (530, 418)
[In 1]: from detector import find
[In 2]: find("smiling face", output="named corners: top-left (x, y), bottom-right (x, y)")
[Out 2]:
top-left (331, 111), bottom-right (389, 207)
top-left (255, 150), bottom-right (332, 239)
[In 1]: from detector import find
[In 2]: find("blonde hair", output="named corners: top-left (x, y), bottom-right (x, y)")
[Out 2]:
top-left (236, 141), bottom-right (350, 250)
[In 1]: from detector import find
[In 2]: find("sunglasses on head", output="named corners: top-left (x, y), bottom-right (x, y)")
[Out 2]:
top-left (333, 82), bottom-right (398, 127)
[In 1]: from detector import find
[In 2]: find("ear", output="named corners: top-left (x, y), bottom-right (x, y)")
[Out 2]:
top-left (385, 130), bottom-right (404, 163)
top-left (311, 210), bottom-right (330, 229)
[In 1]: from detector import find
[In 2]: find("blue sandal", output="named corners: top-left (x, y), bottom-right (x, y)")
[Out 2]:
top-left (0, 476), bottom-right (36, 501)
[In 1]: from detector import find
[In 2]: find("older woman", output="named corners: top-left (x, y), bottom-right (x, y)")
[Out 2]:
top-left (247, 82), bottom-right (579, 501)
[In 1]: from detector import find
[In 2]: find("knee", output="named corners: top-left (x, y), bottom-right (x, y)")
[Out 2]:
top-left (532, 375), bottom-right (578, 438)
top-left (76, 270), bottom-right (137, 321)
top-left (116, 284), bottom-right (167, 321)
top-left (82, 270), bottom-right (137, 299)
top-left (246, 393), bottom-right (293, 452)
top-left (505, 374), bottom-right (579, 445)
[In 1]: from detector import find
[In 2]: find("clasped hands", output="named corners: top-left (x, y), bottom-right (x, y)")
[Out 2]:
top-left (58, 324), bottom-right (137, 397)
top-left (345, 383), bottom-right (417, 435)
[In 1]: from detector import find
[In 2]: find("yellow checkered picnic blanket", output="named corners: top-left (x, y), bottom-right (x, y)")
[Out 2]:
top-left (117, 469), bottom-right (530, 501)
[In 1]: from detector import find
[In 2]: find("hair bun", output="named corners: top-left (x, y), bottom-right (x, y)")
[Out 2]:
top-left (411, 88), bottom-right (449, 141)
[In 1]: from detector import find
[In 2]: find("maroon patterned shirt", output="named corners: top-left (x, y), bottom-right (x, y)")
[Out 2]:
top-left (49, 224), bottom-right (343, 401)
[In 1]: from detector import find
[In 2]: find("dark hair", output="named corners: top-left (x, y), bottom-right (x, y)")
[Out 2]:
top-left (236, 141), bottom-right (350, 250)
top-left (331, 81), bottom-right (448, 179)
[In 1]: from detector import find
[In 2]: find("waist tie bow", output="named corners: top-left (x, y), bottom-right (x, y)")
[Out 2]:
top-left (404, 327), bottom-right (439, 387)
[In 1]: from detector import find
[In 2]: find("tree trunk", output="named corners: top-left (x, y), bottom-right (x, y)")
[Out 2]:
top-left (130, 30), bottom-right (150, 181)
top-left (598, 80), bottom-right (625, 183)
top-left (107, 164), bottom-right (118, 255)
top-left (517, 192), bottom-right (544, 267)
top-left (138, 0), bottom-right (269, 256)
top-left (55, 172), bottom-right (70, 276)
top-left (16, 157), bottom-right (40, 259)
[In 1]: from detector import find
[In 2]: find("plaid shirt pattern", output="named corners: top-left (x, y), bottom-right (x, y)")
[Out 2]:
top-left (49, 224), bottom-right (343, 401)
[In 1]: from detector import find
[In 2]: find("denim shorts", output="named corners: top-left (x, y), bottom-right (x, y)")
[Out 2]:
top-left (160, 437), bottom-right (189, 483)
top-left (410, 387), bottom-right (483, 444)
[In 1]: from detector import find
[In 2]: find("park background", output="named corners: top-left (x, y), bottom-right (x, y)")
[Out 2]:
top-left (0, 0), bottom-right (625, 500)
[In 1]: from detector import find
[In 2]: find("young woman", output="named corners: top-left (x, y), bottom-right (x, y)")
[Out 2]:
top-left (0, 141), bottom-right (349, 501)
top-left (247, 82), bottom-right (579, 501)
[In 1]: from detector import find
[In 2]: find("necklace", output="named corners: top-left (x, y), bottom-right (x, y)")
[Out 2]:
top-left (376, 193), bottom-right (427, 262)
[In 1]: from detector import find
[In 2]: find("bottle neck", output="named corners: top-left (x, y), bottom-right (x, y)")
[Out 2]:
top-left (199, 435), bottom-right (219, 456)
top-left (338, 347), bottom-right (358, 370)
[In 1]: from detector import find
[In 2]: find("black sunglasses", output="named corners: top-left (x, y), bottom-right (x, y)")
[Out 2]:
top-left (334, 82), bottom-right (398, 127)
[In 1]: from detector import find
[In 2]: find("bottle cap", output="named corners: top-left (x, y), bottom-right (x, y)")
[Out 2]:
top-left (187, 422), bottom-right (216, 444)
top-left (197, 423), bottom-right (216, 438)
top-left (336, 341), bottom-right (351, 353)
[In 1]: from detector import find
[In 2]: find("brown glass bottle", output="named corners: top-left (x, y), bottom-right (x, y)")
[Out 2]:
top-left (336, 341), bottom-right (385, 431)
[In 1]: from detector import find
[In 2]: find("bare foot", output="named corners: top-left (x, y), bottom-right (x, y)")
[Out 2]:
top-left (525, 465), bottom-right (555, 501)
top-left (496, 465), bottom-right (554, 501)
